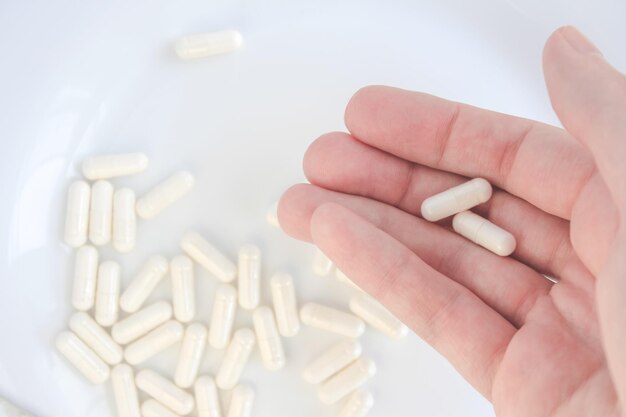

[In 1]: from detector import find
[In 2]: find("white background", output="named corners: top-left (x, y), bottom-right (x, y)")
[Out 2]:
top-left (0, 1), bottom-right (625, 416)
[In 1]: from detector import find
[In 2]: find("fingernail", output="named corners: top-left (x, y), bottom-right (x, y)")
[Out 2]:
top-left (560, 26), bottom-right (602, 56)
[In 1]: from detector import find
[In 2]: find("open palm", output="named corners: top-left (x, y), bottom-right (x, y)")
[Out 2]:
top-left (278, 27), bottom-right (626, 417)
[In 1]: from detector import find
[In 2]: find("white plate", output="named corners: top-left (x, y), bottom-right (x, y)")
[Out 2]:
top-left (1, 1), bottom-right (625, 416)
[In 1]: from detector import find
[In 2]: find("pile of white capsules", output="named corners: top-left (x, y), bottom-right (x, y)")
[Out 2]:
top-left (57, 150), bottom-right (410, 417)
top-left (54, 30), bottom-right (516, 417)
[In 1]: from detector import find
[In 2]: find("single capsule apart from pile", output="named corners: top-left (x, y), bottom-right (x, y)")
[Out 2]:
top-left (175, 30), bottom-right (243, 60)
top-left (81, 152), bottom-right (149, 180)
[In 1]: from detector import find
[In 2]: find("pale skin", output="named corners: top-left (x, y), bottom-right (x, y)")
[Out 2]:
top-left (278, 27), bottom-right (626, 417)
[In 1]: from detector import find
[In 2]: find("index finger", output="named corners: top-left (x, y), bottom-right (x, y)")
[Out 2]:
top-left (344, 86), bottom-right (596, 220)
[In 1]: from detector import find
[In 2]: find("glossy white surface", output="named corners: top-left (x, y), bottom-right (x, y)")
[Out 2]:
top-left (1, 1), bottom-right (625, 416)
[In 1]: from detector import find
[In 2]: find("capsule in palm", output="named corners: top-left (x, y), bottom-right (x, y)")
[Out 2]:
top-left (420, 178), bottom-right (492, 222)
top-left (452, 211), bottom-right (516, 256)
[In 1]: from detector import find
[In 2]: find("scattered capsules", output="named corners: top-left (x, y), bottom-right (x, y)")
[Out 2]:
top-left (64, 180), bottom-right (90, 247)
top-left (237, 244), bottom-right (261, 310)
top-left (136, 171), bottom-right (195, 219)
top-left (302, 340), bottom-right (362, 385)
top-left (136, 369), bottom-right (194, 415)
top-left (124, 320), bottom-right (184, 365)
top-left (81, 152), bottom-right (149, 180)
top-left (112, 301), bottom-right (173, 345)
top-left (89, 180), bottom-right (114, 246)
top-left (194, 376), bottom-right (222, 417)
top-left (208, 284), bottom-right (237, 349)
top-left (312, 248), bottom-right (333, 276)
top-left (252, 306), bottom-right (285, 371)
top-left (174, 30), bottom-right (243, 60)
top-left (112, 188), bottom-right (137, 253)
top-left (111, 364), bottom-right (141, 417)
top-left (171, 255), bottom-right (196, 323)
top-left (56, 331), bottom-right (110, 384)
top-left (420, 178), bottom-right (492, 222)
top-left (175, 324), bottom-right (208, 388)
top-left (226, 384), bottom-right (255, 417)
top-left (318, 358), bottom-right (377, 405)
top-left (71, 245), bottom-right (99, 311)
top-left (120, 255), bottom-right (169, 313)
top-left (452, 211), bottom-right (516, 256)
top-left (338, 389), bottom-right (374, 417)
top-left (180, 232), bottom-right (236, 283)
top-left (349, 293), bottom-right (408, 339)
top-left (216, 328), bottom-right (256, 390)
top-left (270, 272), bottom-right (300, 338)
top-left (300, 303), bottom-right (365, 338)
top-left (95, 261), bottom-right (120, 327)
top-left (69, 312), bottom-right (123, 365)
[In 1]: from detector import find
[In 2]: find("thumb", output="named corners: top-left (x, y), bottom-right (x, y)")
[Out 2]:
top-left (543, 26), bottom-right (626, 205)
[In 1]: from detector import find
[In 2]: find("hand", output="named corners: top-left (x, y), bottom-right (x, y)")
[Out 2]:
top-left (278, 26), bottom-right (626, 417)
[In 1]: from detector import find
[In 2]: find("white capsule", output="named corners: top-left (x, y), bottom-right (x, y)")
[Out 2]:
top-left (318, 358), bottom-right (377, 405)
top-left (452, 211), bottom-right (516, 256)
top-left (237, 245), bottom-right (261, 310)
top-left (349, 293), bottom-right (408, 339)
top-left (265, 201), bottom-right (279, 227)
top-left (55, 331), bottom-right (110, 384)
top-left (252, 306), bottom-right (285, 371)
top-left (208, 284), bottom-right (237, 349)
top-left (141, 400), bottom-right (181, 417)
top-left (64, 180), bottom-right (90, 247)
top-left (136, 369), bottom-right (194, 415)
top-left (312, 248), bottom-right (333, 276)
top-left (171, 255), bottom-right (196, 322)
top-left (269, 273), bottom-right (300, 338)
top-left (88, 180), bottom-right (113, 246)
top-left (125, 321), bottom-right (184, 365)
top-left (180, 232), bottom-right (236, 283)
top-left (111, 364), bottom-right (141, 417)
top-left (338, 389), bottom-right (374, 417)
top-left (300, 303), bottom-right (365, 338)
top-left (95, 261), bottom-right (120, 327)
top-left (69, 312), bottom-right (123, 365)
top-left (81, 152), bottom-right (149, 180)
top-left (174, 30), bottom-right (243, 60)
top-left (112, 301), bottom-right (173, 344)
top-left (71, 245), bottom-right (99, 311)
top-left (120, 255), bottom-right (169, 313)
top-left (421, 178), bottom-right (492, 222)
top-left (175, 324), bottom-right (208, 388)
top-left (215, 328), bottom-right (256, 390)
top-left (226, 384), bottom-right (254, 417)
top-left (113, 188), bottom-right (137, 253)
top-left (136, 171), bottom-right (194, 219)
top-left (335, 269), bottom-right (363, 291)
top-left (302, 340), bottom-right (362, 385)
top-left (194, 376), bottom-right (222, 417)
